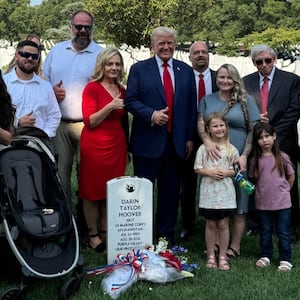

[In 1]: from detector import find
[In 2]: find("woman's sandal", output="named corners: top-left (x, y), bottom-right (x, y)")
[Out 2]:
top-left (256, 257), bottom-right (270, 268)
top-left (206, 256), bottom-right (217, 269)
top-left (88, 233), bottom-right (106, 253)
top-left (278, 261), bottom-right (292, 272)
top-left (219, 256), bottom-right (230, 271)
top-left (226, 246), bottom-right (240, 259)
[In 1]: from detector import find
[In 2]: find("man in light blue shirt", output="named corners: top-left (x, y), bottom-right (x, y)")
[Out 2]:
top-left (42, 10), bottom-right (103, 239)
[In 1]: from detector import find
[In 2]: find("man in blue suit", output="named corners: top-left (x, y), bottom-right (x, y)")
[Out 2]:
top-left (125, 26), bottom-right (197, 244)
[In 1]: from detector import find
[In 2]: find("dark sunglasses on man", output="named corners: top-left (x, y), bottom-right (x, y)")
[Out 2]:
top-left (255, 58), bottom-right (273, 66)
top-left (18, 51), bottom-right (39, 61)
top-left (72, 24), bottom-right (93, 32)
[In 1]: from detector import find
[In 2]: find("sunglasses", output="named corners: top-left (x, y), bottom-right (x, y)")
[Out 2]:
top-left (72, 24), bottom-right (93, 32)
top-left (255, 58), bottom-right (273, 65)
top-left (18, 51), bottom-right (39, 61)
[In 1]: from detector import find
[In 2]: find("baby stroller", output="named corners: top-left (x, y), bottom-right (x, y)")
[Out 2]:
top-left (0, 127), bottom-right (84, 300)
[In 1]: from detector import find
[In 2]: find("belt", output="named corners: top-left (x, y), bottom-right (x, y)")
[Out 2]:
top-left (62, 119), bottom-right (83, 123)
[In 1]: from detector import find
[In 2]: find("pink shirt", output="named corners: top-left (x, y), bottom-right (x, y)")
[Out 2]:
top-left (249, 153), bottom-right (294, 210)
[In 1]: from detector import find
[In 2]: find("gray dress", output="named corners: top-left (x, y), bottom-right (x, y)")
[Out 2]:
top-left (198, 92), bottom-right (260, 213)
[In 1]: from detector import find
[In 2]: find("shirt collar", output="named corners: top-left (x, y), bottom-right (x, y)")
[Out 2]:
top-left (9, 68), bottom-right (40, 84)
top-left (259, 66), bottom-right (275, 82)
top-left (194, 68), bottom-right (210, 77)
top-left (66, 39), bottom-right (95, 53)
top-left (155, 55), bottom-right (173, 68)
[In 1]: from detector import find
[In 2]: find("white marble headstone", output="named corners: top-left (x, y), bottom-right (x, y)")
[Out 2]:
top-left (106, 176), bottom-right (153, 263)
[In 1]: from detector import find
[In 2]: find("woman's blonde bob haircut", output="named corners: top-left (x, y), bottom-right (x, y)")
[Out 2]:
top-left (91, 47), bottom-right (124, 84)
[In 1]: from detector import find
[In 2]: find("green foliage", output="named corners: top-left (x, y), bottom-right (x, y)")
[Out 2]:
top-left (0, 0), bottom-right (32, 45)
top-left (1, 0), bottom-right (300, 56)
top-left (37, 0), bottom-right (86, 42)
top-left (239, 27), bottom-right (300, 53)
top-left (86, 0), bottom-right (179, 48)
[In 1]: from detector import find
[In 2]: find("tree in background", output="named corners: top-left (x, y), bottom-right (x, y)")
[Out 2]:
top-left (86, 0), bottom-right (178, 48)
top-left (0, 0), bottom-right (33, 45)
top-left (35, 0), bottom-right (86, 43)
top-left (1, 0), bottom-right (300, 56)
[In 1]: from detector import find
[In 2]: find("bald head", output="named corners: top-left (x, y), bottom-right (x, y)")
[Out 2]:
top-left (189, 41), bottom-right (209, 73)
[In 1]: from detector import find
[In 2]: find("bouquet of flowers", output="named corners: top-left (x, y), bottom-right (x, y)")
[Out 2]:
top-left (86, 238), bottom-right (198, 299)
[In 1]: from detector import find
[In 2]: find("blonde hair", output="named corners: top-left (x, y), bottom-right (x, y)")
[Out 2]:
top-left (217, 63), bottom-right (249, 126)
top-left (91, 48), bottom-right (124, 84)
top-left (205, 112), bottom-right (234, 161)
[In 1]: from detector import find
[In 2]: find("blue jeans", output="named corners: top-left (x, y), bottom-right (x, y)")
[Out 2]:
top-left (258, 208), bottom-right (291, 262)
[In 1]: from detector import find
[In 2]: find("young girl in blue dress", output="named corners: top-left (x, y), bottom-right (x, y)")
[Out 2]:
top-left (194, 112), bottom-right (239, 271)
top-left (249, 122), bottom-right (295, 271)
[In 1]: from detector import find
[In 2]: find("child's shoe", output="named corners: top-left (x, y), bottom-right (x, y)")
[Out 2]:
top-left (277, 261), bottom-right (292, 272)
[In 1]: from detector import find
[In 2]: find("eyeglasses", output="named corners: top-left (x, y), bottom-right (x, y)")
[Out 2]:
top-left (255, 58), bottom-right (273, 65)
top-left (72, 24), bottom-right (93, 32)
top-left (18, 51), bottom-right (39, 61)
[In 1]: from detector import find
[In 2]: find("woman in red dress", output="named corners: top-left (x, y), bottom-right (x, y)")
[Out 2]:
top-left (79, 48), bottom-right (128, 252)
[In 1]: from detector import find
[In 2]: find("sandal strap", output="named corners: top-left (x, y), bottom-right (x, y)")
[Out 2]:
top-left (219, 256), bottom-right (230, 271)
top-left (206, 256), bottom-right (217, 269)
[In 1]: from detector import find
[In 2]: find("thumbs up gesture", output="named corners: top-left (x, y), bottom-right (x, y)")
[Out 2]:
top-left (53, 80), bottom-right (65, 102)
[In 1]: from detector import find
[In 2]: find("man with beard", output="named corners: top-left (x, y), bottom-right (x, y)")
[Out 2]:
top-left (42, 10), bottom-right (103, 239)
top-left (179, 41), bottom-right (218, 240)
top-left (3, 40), bottom-right (61, 138)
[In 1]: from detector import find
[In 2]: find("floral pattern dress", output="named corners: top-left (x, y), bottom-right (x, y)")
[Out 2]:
top-left (194, 144), bottom-right (239, 209)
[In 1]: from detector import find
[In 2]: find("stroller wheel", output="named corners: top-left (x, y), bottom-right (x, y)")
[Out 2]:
top-left (59, 275), bottom-right (83, 300)
top-left (0, 286), bottom-right (26, 300)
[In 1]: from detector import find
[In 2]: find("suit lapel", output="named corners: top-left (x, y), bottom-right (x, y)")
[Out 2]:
top-left (210, 70), bottom-right (218, 92)
top-left (251, 73), bottom-right (263, 112)
top-left (173, 60), bottom-right (181, 104)
top-left (268, 69), bottom-right (280, 106)
top-left (148, 57), bottom-right (166, 103)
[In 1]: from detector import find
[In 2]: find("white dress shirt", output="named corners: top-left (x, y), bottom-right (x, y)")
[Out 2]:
top-left (4, 69), bottom-right (61, 138)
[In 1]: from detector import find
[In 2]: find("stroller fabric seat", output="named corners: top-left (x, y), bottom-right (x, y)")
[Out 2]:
top-left (0, 148), bottom-right (71, 239)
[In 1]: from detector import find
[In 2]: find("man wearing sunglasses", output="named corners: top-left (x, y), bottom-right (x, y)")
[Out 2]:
top-left (42, 10), bottom-right (103, 240)
top-left (243, 44), bottom-right (300, 242)
top-left (3, 40), bottom-right (61, 138)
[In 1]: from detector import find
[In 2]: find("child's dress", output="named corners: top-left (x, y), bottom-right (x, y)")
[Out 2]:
top-left (194, 143), bottom-right (239, 210)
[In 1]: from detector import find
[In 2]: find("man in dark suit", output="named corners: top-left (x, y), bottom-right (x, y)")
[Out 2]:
top-left (243, 44), bottom-right (300, 241)
top-left (180, 41), bottom-right (218, 240)
top-left (125, 26), bottom-right (197, 244)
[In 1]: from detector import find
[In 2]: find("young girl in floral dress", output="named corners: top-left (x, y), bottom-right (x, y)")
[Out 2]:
top-left (194, 112), bottom-right (239, 271)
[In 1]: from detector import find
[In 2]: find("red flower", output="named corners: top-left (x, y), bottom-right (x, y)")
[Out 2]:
top-left (158, 251), bottom-right (182, 271)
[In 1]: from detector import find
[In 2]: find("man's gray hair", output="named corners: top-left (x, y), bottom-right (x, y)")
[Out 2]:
top-left (250, 44), bottom-right (276, 60)
top-left (151, 26), bottom-right (177, 43)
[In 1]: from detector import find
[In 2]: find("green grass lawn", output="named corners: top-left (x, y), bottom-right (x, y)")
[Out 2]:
top-left (1, 162), bottom-right (300, 300)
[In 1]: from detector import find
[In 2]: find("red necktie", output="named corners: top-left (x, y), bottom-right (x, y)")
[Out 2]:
top-left (163, 63), bottom-right (174, 132)
top-left (198, 73), bottom-right (206, 101)
top-left (260, 77), bottom-right (269, 113)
